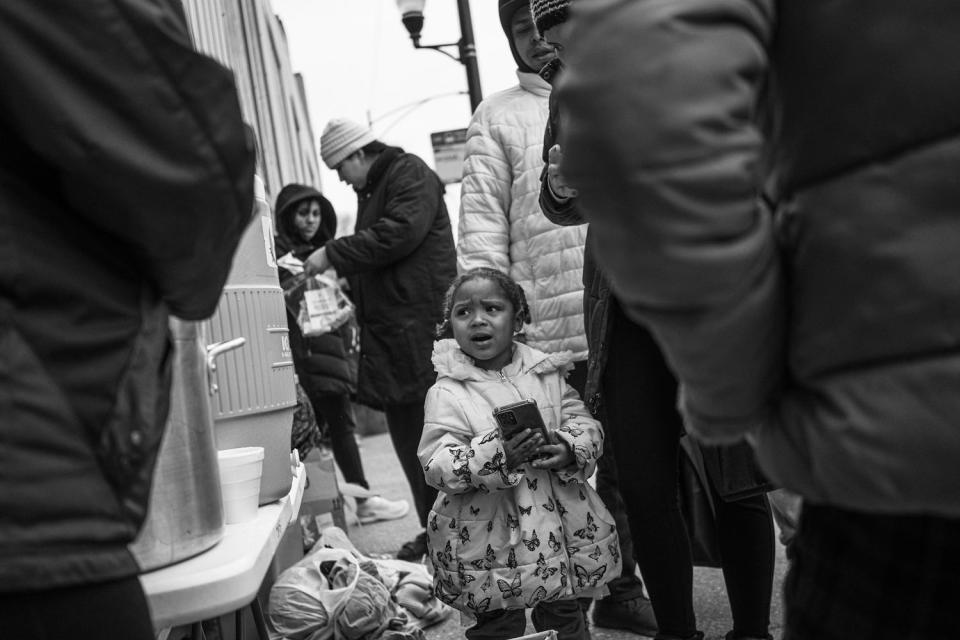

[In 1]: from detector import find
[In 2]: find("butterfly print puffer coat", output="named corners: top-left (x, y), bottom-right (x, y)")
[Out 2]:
top-left (419, 340), bottom-right (621, 616)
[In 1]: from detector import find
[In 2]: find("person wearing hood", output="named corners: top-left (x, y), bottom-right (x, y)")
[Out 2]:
top-left (456, 1), bottom-right (657, 635)
top-left (275, 183), bottom-right (409, 525)
top-left (306, 121), bottom-right (457, 561)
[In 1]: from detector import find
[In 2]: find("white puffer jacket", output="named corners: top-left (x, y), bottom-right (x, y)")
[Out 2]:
top-left (458, 71), bottom-right (588, 360)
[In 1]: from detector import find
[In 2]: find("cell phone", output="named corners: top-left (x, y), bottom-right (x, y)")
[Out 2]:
top-left (493, 399), bottom-right (550, 443)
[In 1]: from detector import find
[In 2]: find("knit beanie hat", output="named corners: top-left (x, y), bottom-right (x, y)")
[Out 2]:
top-left (320, 118), bottom-right (376, 169)
top-left (499, 0), bottom-right (536, 73)
top-left (530, 0), bottom-right (571, 36)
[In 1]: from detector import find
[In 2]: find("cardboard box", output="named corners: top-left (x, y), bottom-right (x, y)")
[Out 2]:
top-left (299, 449), bottom-right (346, 531)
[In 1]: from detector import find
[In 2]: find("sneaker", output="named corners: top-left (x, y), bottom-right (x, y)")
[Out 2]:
top-left (396, 531), bottom-right (429, 561)
top-left (355, 495), bottom-right (410, 524)
top-left (592, 592), bottom-right (658, 637)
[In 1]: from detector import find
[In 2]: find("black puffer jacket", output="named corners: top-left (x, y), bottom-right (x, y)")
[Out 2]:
top-left (0, 0), bottom-right (254, 591)
top-left (560, 0), bottom-right (960, 515)
top-left (274, 184), bottom-right (358, 397)
top-left (539, 70), bottom-right (610, 415)
top-left (325, 147), bottom-right (456, 407)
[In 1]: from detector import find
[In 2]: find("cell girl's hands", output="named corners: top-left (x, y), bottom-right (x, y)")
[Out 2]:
top-left (531, 431), bottom-right (574, 470)
top-left (502, 428), bottom-right (544, 470)
top-left (546, 144), bottom-right (578, 200)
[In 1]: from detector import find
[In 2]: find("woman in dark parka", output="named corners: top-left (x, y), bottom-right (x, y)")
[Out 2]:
top-left (308, 118), bottom-right (458, 560)
top-left (275, 184), bottom-right (408, 525)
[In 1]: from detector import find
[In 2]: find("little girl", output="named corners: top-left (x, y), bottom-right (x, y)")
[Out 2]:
top-left (418, 268), bottom-right (621, 640)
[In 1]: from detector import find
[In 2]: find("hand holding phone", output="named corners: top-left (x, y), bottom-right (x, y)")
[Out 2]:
top-left (493, 400), bottom-right (549, 469)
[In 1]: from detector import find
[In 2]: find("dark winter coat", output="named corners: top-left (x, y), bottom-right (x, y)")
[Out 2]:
top-left (0, 0), bottom-right (254, 591)
top-left (539, 70), bottom-right (609, 415)
top-left (325, 147), bottom-right (457, 408)
top-left (559, 0), bottom-right (960, 515)
top-left (540, 62), bottom-right (769, 502)
top-left (274, 184), bottom-right (358, 397)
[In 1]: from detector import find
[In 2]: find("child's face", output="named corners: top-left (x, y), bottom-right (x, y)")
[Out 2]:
top-left (450, 277), bottom-right (522, 371)
top-left (293, 199), bottom-right (322, 241)
top-left (511, 9), bottom-right (555, 72)
top-left (541, 19), bottom-right (574, 60)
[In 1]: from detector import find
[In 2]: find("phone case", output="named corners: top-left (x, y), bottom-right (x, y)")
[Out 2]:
top-left (493, 399), bottom-right (549, 441)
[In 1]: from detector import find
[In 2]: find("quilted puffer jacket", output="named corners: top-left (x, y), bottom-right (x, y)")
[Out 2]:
top-left (560, 0), bottom-right (960, 516)
top-left (458, 71), bottom-right (588, 360)
top-left (419, 340), bottom-right (620, 615)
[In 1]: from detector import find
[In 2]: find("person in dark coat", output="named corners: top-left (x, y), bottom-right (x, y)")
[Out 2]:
top-left (532, 2), bottom-right (775, 640)
top-left (0, 1), bottom-right (255, 638)
top-left (307, 119), bottom-right (457, 561)
top-left (274, 183), bottom-right (409, 524)
top-left (558, 2), bottom-right (960, 638)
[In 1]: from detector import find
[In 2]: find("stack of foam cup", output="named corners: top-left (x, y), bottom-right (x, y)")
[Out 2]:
top-left (217, 447), bottom-right (264, 524)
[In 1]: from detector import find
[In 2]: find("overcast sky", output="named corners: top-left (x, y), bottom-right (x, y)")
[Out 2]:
top-left (271, 0), bottom-right (523, 233)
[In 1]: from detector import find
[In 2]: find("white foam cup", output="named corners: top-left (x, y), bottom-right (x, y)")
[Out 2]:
top-left (217, 447), bottom-right (264, 524)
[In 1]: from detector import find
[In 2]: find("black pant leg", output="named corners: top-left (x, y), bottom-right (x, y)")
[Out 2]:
top-left (602, 300), bottom-right (697, 638)
top-left (307, 391), bottom-right (369, 489)
top-left (533, 598), bottom-right (591, 640)
top-left (383, 397), bottom-right (437, 528)
top-left (714, 490), bottom-right (775, 638)
top-left (466, 607), bottom-right (527, 640)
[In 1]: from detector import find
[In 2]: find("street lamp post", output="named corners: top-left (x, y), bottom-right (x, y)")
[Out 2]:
top-left (395, 0), bottom-right (483, 113)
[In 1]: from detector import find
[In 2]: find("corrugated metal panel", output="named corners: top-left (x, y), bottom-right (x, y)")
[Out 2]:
top-left (183, 0), bottom-right (231, 67)
top-left (182, 0), bottom-right (322, 198)
top-left (204, 286), bottom-right (295, 418)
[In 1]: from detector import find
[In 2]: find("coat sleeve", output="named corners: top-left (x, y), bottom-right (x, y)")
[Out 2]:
top-left (456, 105), bottom-right (512, 275)
top-left (553, 378), bottom-right (604, 484)
top-left (538, 88), bottom-right (587, 228)
top-left (559, 0), bottom-right (783, 443)
top-left (0, 0), bottom-right (255, 320)
top-left (326, 156), bottom-right (441, 275)
top-left (538, 169), bottom-right (585, 227)
top-left (420, 386), bottom-right (523, 495)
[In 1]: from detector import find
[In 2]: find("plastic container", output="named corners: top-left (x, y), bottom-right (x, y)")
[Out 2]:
top-left (205, 176), bottom-right (296, 506)
top-left (218, 447), bottom-right (265, 524)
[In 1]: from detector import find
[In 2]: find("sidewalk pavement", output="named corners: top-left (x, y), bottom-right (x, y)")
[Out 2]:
top-left (335, 432), bottom-right (787, 640)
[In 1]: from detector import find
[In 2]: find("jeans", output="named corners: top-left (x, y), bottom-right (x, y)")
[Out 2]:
top-left (603, 299), bottom-right (774, 639)
top-left (785, 504), bottom-right (960, 640)
top-left (384, 398), bottom-right (437, 528)
top-left (0, 576), bottom-right (155, 640)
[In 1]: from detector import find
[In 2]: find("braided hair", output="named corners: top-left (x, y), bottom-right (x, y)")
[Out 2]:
top-left (435, 267), bottom-right (532, 339)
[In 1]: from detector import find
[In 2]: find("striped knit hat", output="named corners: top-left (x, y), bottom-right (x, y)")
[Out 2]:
top-left (530, 0), bottom-right (571, 36)
top-left (320, 118), bottom-right (376, 169)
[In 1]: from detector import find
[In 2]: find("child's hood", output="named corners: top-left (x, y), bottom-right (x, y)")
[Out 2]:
top-left (431, 338), bottom-right (574, 382)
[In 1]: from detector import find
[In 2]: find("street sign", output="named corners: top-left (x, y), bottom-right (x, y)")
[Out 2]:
top-left (430, 128), bottom-right (468, 184)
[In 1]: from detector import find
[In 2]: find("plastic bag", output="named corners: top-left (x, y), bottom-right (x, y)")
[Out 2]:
top-left (298, 273), bottom-right (354, 337)
top-left (282, 268), bottom-right (355, 338)
top-left (268, 547), bottom-right (360, 640)
top-left (269, 531), bottom-right (427, 640)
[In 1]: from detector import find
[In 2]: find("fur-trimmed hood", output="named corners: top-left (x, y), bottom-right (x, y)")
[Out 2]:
top-left (431, 338), bottom-right (574, 383)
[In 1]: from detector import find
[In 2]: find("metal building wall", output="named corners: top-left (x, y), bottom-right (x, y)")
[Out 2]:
top-left (180, 0), bottom-right (321, 200)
